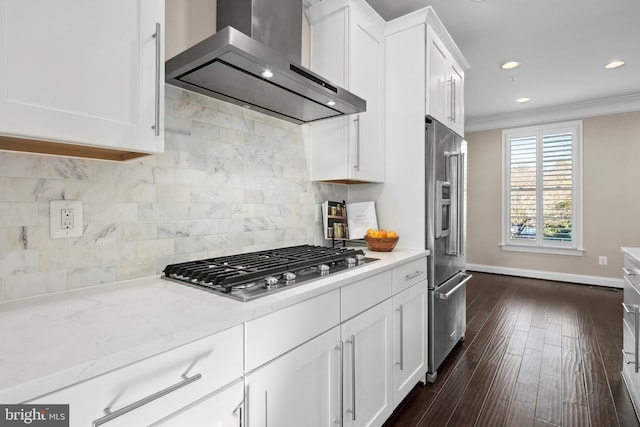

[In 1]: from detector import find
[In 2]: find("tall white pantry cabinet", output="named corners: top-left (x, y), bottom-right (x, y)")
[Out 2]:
top-left (0, 0), bottom-right (165, 160)
top-left (349, 7), bottom-right (470, 250)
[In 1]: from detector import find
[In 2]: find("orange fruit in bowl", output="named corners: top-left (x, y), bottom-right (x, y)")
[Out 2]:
top-left (387, 230), bottom-right (398, 238)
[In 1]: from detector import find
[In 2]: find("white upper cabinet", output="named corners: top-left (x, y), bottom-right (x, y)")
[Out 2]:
top-left (0, 0), bottom-right (164, 160)
top-left (426, 25), bottom-right (465, 136)
top-left (306, 0), bottom-right (385, 183)
top-left (385, 7), bottom-right (469, 138)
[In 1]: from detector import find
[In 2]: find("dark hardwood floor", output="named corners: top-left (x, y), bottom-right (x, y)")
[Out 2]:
top-left (384, 272), bottom-right (640, 427)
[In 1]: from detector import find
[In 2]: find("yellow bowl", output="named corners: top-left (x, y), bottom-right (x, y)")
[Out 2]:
top-left (364, 235), bottom-right (399, 252)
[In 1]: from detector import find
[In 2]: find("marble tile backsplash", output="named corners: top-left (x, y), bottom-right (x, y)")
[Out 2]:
top-left (0, 85), bottom-right (347, 301)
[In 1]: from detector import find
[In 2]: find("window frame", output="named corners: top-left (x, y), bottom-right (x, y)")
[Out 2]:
top-left (501, 120), bottom-right (584, 256)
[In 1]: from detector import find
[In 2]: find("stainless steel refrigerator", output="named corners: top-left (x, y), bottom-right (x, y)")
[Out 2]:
top-left (425, 117), bottom-right (472, 382)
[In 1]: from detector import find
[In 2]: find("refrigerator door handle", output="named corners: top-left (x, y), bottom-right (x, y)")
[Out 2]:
top-left (458, 151), bottom-right (465, 256)
top-left (445, 151), bottom-right (462, 256)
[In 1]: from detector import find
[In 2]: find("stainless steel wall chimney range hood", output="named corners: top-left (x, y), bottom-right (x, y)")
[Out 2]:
top-left (165, 0), bottom-right (366, 125)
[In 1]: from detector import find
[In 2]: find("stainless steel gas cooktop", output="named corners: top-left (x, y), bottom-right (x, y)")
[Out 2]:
top-left (162, 245), bottom-right (378, 301)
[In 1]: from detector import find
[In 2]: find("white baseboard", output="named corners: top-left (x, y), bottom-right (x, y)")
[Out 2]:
top-left (466, 263), bottom-right (624, 289)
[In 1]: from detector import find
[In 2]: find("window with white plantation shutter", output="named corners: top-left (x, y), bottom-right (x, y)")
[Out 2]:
top-left (502, 121), bottom-right (583, 255)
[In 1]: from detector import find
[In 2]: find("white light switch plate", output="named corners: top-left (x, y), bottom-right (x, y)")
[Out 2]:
top-left (50, 200), bottom-right (83, 239)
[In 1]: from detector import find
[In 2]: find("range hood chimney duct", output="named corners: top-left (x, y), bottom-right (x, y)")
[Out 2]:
top-left (166, 0), bottom-right (366, 125)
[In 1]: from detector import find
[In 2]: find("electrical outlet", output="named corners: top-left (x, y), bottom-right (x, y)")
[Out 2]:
top-left (61, 208), bottom-right (74, 229)
top-left (599, 256), bottom-right (608, 266)
top-left (50, 200), bottom-right (83, 239)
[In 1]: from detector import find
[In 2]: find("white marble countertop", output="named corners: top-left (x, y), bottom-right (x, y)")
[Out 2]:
top-left (622, 247), bottom-right (640, 264)
top-left (0, 248), bottom-right (428, 403)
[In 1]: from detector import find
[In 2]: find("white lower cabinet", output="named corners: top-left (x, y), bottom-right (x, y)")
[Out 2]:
top-left (341, 299), bottom-right (394, 427)
top-left (245, 299), bottom-right (395, 427)
top-left (151, 379), bottom-right (243, 427)
top-left (622, 252), bottom-right (640, 420)
top-left (28, 325), bottom-right (243, 427)
top-left (245, 326), bottom-right (342, 426)
top-left (22, 258), bottom-right (428, 427)
top-left (392, 282), bottom-right (426, 406)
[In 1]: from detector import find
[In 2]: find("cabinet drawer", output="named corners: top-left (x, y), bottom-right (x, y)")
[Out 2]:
top-left (625, 275), bottom-right (640, 344)
top-left (29, 325), bottom-right (243, 427)
top-left (625, 254), bottom-right (640, 290)
top-left (341, 270), bottom-right (392, 321)
top-left (245, 289), bottom-right (340, 372)
top-left (151, 379), bottom-right (244, 426)
top-left (392, 257), bottom-right (428, 294)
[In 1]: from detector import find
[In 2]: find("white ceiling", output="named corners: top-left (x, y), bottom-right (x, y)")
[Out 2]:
top-left (364, 0), bottom-right (640, 131)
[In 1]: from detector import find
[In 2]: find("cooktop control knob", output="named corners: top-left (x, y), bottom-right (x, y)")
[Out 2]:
top-left (283, 272), bottom-right (296, 285)
top-left (264, 276), bottom-right (278, 289)
top-left (346, 257), bottom-right (356, 268)
top-left (318, 264), bottom-right (330, 276)
top-left (356, 254), bottom-right (365, 265)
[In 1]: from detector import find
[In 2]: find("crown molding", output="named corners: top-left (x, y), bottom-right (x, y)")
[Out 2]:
top-left (465, 93), bottom-right (640, 132)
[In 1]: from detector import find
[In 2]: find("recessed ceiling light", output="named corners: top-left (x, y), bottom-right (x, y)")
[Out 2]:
top-left (261, 69), bottom-right (274, 78)
top-left (604, 60), bottom-right (625, 69)
top-left (516, 97), bottom-right (530, 103)
top-left (501, 61), bottom-right (520, 70)
top-left (327, 100), bottom-right (336, 106)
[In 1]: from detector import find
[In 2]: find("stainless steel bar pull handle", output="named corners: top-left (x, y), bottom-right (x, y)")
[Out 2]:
top-left (347, 334), bottom-right (356, 421)
top-left (152, 23), bottom-right (161, 136)
top-left (265, 390), bottom-right (269, 427)
top-left (446, 77), bottom-right (454, 120)
top-left (624, 268), bottom-right (640, 276)
top-left (335, 342), bottom-right (344, 425)
top-left (396, 305), bottom-right (404, 370)
top-left (93, 373), bottom-right (201, 426)
top-left (451, 78), bottom-right (456, 123)
top-left (354, 116), bottom-right (361, 172)
top-left (623, 302), bottom-right (640, 372)
top-left (405, 271), bottom-right (423, 281)
top-left (232, 399), bottom-right (243, 427)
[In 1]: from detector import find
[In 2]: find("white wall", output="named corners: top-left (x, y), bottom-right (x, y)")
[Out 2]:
top-left (465, 111), bottom-right (640, 284)
top-left (165, 0), bottom-right (216, 59)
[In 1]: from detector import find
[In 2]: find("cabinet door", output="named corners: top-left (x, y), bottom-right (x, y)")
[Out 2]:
top-left (426, 27), bottom-right (449, 126)
top-left (246, 327), bottom-right (342, 427)
top-left (0, 0), bottom-right (164, 156)
top-left (152, 379), bottom-right (243, 427)
top-left (392, 282), bottom-right (426, 405)
top-left (308, 0), bottom-right (384, 183)
top-left (341, 299), bottom-right (393, 427)
top-left (348, 4), bottom-right (384, 183)
top-left (309, 6), bottom-right (350, 182)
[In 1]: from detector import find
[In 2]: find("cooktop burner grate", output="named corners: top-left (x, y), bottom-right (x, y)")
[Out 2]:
top-left (163, 244), bottom-right (368, 294)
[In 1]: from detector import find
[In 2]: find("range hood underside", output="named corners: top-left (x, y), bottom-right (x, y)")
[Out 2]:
top-left (165, 27), bottom-right (366, 125)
